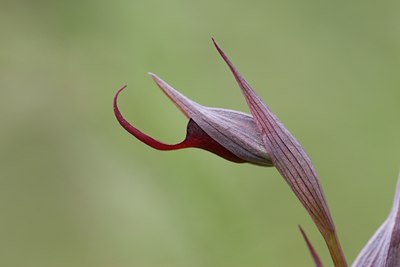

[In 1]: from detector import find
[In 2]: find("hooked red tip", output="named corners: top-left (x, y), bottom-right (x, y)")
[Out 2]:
top-left (113, 85), bottom-right (188, 150)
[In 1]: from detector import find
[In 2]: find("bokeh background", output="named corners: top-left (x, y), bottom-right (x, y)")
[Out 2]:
top-left (1, 0), bottom-right (399, 266)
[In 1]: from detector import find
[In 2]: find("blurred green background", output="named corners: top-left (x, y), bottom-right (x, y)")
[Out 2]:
top-left (1, 0), bottom-right (399, 266)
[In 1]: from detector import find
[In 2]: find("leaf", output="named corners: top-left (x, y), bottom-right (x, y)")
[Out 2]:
top-left (299, 225), bottom-right (324, 267)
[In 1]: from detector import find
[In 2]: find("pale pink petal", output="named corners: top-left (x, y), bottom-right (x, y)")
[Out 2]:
top-left (352, 174), bottom-right (400, 267)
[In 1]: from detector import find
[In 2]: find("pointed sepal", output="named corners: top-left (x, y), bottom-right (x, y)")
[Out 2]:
top-left (212, 38), bottom-right (347, 267)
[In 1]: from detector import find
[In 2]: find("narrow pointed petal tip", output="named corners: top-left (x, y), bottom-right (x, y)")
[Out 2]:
top-left (299, 225), bottom-right (324, 267)
top-left (147, 72), bottom-right (197, 119)
top-left (352, 173), bottom-right (400, 267)
top-left (213, 40), bottom-right (347, 266)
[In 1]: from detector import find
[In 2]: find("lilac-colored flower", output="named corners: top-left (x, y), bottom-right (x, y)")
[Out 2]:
top-left (114, 75), bottom-right (272, 166)
top-left (352, 174), bottom-right (400, 267)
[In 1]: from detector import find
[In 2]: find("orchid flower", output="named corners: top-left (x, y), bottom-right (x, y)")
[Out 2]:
top-left (351, 174), bottom-right (400, 267)
top-left (113, 39), bottom-right (346, 266)
top-left (113, 39), bottom-right (398, 266)
top-left (113, 75), bottom-right (272, 166)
